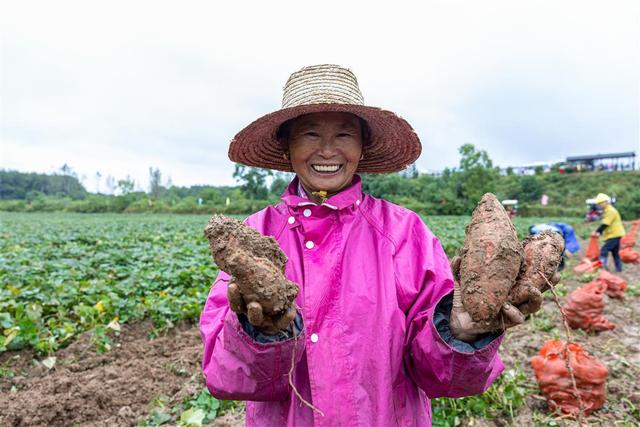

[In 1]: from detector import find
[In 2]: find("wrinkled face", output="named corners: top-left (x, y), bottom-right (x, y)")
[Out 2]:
top-left (287, 112), bottom-right (363, 195)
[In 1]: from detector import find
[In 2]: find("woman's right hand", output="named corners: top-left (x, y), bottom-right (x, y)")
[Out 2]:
top-left (227, 278), bottom-right (297, 335)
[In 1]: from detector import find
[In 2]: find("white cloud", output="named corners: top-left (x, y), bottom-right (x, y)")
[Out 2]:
top-left (2, 0), bottom-right (638, 192)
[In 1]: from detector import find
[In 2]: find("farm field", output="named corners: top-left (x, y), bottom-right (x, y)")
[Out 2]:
top-left (1, 212), bottom-right (639, 426)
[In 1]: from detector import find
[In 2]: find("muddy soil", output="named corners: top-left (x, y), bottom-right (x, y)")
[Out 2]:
top-left (0, 321), bottom-right (243, 427)
top-left (1, 227), bottom-right (637, 426)
top-left (459, 193), bottom-right (523, 322)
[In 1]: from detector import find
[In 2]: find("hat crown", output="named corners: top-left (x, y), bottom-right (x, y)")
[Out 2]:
top-left (282, 64), bottom-right (365, 109)
top-left (595, 193), bottom-right (610, 204)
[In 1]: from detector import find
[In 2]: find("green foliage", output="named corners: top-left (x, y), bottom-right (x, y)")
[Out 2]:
top-left (423, 215), bottom-right (583, 258)
top-left (457, 144), bottom-right (500, 211)
top-left (0, 213), bottom-right (219, 355)
top-left (1, 169), bottom-right (87, 200)
top-left (432, 366), bottom-right (532, 426)
top-left (3, 147), bottom-right (638, 217)
top-left (136, 389), bottom-right (240, 426)
top-left (233, 165), bottom-right (272, 199)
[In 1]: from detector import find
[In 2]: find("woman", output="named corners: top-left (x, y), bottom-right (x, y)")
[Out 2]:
top-left (200, 64), bottom-right (546, 426)
top-left (592, 193), bottom-right (625, 272)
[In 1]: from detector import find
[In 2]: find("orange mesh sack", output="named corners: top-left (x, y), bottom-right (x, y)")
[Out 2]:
top-left (531, 340), bottom-right (608, 416)
top-left (562, 281), bottom-right (615, 331)
top-left (620, 247), bottom-right (640, 264)
top-left (620, 222), bottom-right (638, 249)
top-left (573, 258), bottom-right (602, 274)
top-left (585, 235), bottom-right (601, 261)
top-left (596, 270), bottom-right (627, 299)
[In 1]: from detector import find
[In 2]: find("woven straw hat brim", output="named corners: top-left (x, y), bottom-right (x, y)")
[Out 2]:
top-left (229, 103), bottom-right (422, 173)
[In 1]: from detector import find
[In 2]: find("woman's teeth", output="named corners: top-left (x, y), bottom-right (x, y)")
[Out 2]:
top-left (312, 164), bottom-right (341, 173)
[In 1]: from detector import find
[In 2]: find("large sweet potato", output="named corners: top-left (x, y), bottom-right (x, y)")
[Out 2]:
top-left (204, 215), bottom-right (298, 317)
top-left (508, 230), bottom-right (564, 311)
top-left (458, 193), bottom-right (523, 322)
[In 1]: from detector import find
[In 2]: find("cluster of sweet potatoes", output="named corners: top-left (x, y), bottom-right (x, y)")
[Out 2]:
top-left (458, 193), bottom-right (564, 322)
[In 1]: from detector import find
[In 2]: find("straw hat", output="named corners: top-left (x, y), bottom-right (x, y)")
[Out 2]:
top-left (594, 193), bottom-right (611, 204)
top-left (228, 64), bottom-right (422, 173)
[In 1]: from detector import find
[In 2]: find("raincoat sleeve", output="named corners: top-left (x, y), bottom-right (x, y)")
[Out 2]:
top-left (395, 213), bottom-right (504, 399)
top-left (199, 270), bottom-right (306, 401)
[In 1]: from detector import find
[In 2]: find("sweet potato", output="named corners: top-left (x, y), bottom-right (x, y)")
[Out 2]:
top-left (204, 215), bottom-right (298, 317)
top-left (458, 193), bottom-right (524, 322)
top-left (508, 230), bottom-right (564, 312)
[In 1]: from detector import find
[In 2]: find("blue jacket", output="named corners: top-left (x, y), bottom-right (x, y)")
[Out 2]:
top-left (529, 223), bottom-right (580, 254)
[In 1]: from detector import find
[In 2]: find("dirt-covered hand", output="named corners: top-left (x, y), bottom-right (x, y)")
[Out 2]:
top-left (227, 278), bottom-right (297, 335)
top-left (450, 256), bottom-right (524, 342)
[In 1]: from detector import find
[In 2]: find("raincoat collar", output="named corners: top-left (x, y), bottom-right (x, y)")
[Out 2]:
top-left (281, 175), bottom-right (363, 210)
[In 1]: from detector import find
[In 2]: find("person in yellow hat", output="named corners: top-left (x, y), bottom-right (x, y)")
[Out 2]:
top-left (592, 193), bottom-right (625, 272)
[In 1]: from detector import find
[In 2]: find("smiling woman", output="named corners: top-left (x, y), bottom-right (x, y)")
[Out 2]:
top-left (199, 64), bottom-right (530, 427)
top-left (281, 112), bottom-right (364, 203)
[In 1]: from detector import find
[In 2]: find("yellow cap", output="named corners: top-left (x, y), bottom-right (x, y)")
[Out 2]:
top-left (594, 193), bottom-right (610, 204)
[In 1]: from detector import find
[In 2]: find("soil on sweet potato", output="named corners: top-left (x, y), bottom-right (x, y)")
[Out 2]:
top-left (204, 215), bottom-right (298, 316)
top-left (459, 193), bottom-right (524, 322)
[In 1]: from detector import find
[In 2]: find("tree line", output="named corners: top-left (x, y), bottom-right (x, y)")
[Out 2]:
top-left (1, 145), bottom-right (638, 218)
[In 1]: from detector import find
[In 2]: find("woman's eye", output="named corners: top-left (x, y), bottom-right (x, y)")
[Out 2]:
top-left (304, 131), bottom-right (320, 137)
top-left (337, 133), bottom-right (353, 138)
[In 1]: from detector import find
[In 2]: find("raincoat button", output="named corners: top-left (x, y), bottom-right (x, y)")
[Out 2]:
top-left (305, 241), bottom-right (315, 249)
top-left (288, 216), bottom-right (295, 224)
top-left (303, 209), bottom-right (312, 217)
top-left (310, 333), bottom-right (319, 343)
top-left (356, 199), bottom-right (361, 206)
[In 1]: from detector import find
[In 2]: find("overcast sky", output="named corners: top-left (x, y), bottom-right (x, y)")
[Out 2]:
top-left (1, 0), bottom-right (639, 192)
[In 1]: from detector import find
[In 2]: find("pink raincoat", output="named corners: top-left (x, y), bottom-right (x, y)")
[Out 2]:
top-left (200, 176), bottom-right (504, 426)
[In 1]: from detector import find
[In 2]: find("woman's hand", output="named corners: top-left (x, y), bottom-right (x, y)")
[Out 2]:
top-left (449, 256), bottom-right (525, 342)
top-left (227, 277), bottom-right (297, 335)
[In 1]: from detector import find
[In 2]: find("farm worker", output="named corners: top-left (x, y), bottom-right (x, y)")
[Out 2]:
top-left (592, 193), bottom-right (625, 272)
top-left (528, 223), bottom-right (580, 271)
top-left (200, 65), bottom-right (558, 426)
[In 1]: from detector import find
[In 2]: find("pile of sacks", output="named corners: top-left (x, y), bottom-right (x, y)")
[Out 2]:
top-left (620, 219), bottom-right (640, 264)
top-left (563, 269), bottom-right (627, 331)
top-left (531, 340), bottom-right (608, 416)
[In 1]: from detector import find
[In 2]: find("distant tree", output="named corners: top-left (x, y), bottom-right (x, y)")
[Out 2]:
top-left (400, 164), bottom-right (419, 178)
top-left (269, 171), bottom-right (293, 197)
top-left (233, 165), bottom-right (272, 199)
top-left (117, 176), bottom-right (135, 195)
top-left (95, 171), bottom-right (102, 194)
top-left (519, 175), bottom-right (544, 202)
top-left (105, 175), bottom-right (116, 195)
top-left (457, 144), bottom-right (499, 209)
top-left (0, 170), bottom-right (87, 199)
top-left (149, 167), bottom-right (164, 198)
top-left (58, 164), bottom-right (78, 195)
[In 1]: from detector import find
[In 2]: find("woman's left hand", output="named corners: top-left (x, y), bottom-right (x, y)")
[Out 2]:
top-left (448, 256), bottom-right (527, 343)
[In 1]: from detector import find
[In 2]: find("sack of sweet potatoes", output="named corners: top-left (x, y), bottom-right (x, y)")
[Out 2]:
top-left (531, 340), bottom-right (608, 416)
top-left (562, 281), bottom-right (615, 332)
top-left (595, 270), bottom-right (627, 299)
